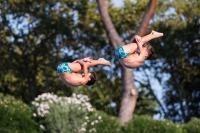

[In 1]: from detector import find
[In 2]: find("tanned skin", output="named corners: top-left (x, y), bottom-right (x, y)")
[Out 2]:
top-left (58, 58), bottom-right (110, 87)
top-left (118, 31), bottom-right (163, 69)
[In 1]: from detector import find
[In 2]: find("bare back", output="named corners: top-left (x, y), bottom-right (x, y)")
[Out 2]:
top-left (59, 72), bottom-right (87, 87)
top-left (120, 52), bottom-right (144, 68)
top-left (57, 58), bottom-right (110, 87)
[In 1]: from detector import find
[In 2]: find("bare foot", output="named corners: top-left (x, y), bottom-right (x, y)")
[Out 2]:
top-left (151, 30), bottom-right (164, 38)
top-left (98, 58), bottom-right (111, 66)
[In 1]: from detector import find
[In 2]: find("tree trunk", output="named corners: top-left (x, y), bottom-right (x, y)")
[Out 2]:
top-left (120, 66), bottom-right (138, 124)
top-left (97, 0), bottom-right (157, 125)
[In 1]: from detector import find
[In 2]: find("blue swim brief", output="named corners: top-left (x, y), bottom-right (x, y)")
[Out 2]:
top-left (115, 46), bottom-right (130, 59)
top-left (57, 62), bottom-right (73, 74)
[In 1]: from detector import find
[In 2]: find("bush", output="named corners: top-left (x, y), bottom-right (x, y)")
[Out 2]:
top-left (85, 111), bottom-right (121, 133)
top-left (183, 118), bottom-right (200, 133)
top-left (31, 93), bottom-right (96, 133)
top-left (121, 115), bottom-right (183, 133)
top-left (31, 93), bottom-right (200, 133)
top-left (0, 93), bottom-right (37, 133)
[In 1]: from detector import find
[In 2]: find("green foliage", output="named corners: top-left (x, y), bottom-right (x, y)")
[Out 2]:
top-left (0, 93), bottom-right (37, 133)
top-left (121, 115), bottom-right (183, 133)
top-left (73, 70), bottom-right (122, 116)
top-left (85, 111), bottom-right (121, 133)
top-left (79, 112), bottom-right (200, 133)
top-left (0, 0), bottom-right (87, 102)
top-left (183, 118), bottom-right (200, 133)
top-left (45, 102), bottom-right (88, 133)
top-left (150, 0), bottom-right (200, 123)
top-left (135, 86), bottom-right (159, 116)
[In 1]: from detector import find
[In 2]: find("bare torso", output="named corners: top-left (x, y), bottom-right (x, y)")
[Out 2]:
top-left (119, 31), bottom-right (163, 69)
top-left (58, 58), bottom-right (111, 87)
top-left (58, 62), bottom-right (86, 87)
top-left (58, 72), bottom-right (85, 87)
top-left (120, 52), bottom-right (144, 69)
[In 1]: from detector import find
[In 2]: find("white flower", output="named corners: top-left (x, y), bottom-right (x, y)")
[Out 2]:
top-left (85, 116), bottom-right (89, 119)
top-left (89, 128), bottom-right (97, 132)
top-left (91, 122), bottom-right (94, 125)
top-left (35, 102), bottom-right (39, 106)
top-left (98, 116), bottom-right (102, 120)
top-left (79, 127), bottom-right (86, 132)
top-left (77, 94), bottom-right (81, 98)
top-left (33, 113), bottom-right (37, 117)
top-left (49, 100), bottom-right (53, 104)
top-left (83, 122), bottom-right (87, 126)
top-left (40, 125), bottom-right (45, 130)
top-left (72, 93), bottom-right (76, 97)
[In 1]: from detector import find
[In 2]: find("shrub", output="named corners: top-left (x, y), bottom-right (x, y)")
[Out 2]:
top-left (183, 118), bottom-right (200, 133)
top-left (85, 111), bottom-right (121, 133)
top-left (121, 115), bottom-right (183, 133)
top-left (31, 93), bottom-right (96, 133)
top-left (0, 93), bottom-right (37, 133)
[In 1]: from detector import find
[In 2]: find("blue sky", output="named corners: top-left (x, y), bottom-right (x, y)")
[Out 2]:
top-left (111, 0), bottom-right (124, 7)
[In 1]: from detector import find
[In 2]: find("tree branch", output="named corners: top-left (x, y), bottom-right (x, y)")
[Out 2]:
top-left (130, 0), bottom-right (157, 42)
top-left (97, 0), bottom-right (125, 49)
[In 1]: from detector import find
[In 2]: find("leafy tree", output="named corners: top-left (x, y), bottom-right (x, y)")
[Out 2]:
top-left (147, 0), bottom-right (200, 123)
top-left (0, 0), bottom-right (90, 102)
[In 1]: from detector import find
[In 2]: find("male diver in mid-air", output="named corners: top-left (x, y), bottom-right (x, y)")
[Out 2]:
top-left (115, 30), bottom-right (163, 68)
top-left (57, 57), bottom-right (110, 87)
